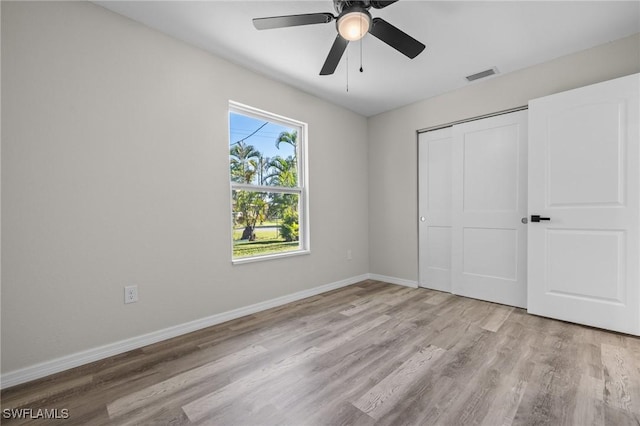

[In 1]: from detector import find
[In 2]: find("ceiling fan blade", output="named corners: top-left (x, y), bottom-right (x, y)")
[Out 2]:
top-left (253, 13), bottom-right (334, 30)
top-left (320, 35), bottom-right (349, 75)
top-left (368, 17), bottom-right (425, 59)
top-left (370, 0), bottom-right (399, 9)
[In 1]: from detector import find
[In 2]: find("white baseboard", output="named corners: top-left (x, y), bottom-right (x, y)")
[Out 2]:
top-left (368, 273), bottom-right (419, 288)
top-left (0, 274), bottom-right (369, 389)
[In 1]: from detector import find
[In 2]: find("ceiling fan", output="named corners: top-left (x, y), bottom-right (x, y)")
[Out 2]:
top-left (253, 0), bottom-right (426, 76)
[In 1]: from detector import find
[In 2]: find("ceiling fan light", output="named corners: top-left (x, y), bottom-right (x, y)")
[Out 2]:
top-left (337, 11), bottom-right (371, 41)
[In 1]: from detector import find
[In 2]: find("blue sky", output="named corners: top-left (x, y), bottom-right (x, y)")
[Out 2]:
top-left (229, 112), bottom-right (296, 160)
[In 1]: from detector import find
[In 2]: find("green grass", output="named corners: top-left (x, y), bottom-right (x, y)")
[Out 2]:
top-left (233, 239), bottom-right (299, 258)
top-left (257, 220), bottom-right (280, 227)
top-left (233, 228), bottom-right (280, 240)
top-left (232, 226), bottom-right (299, 258)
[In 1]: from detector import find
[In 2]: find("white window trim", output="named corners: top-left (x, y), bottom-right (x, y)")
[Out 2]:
top-left (228, 101), bottom-right (310, 264)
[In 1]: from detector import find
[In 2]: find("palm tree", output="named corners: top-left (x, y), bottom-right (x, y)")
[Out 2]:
top-left (230, 142), bottom-right (265, 240)
top-left (230, 141), bottom-right (260, 184)
top-left (271, 131), bottom-right (300, 241)
top-left (266, 156), bottom-right (297, 187)
top-left (265, 155), bottom-right (299, 241)
top-left (275, 130), bottom-right (297, 154)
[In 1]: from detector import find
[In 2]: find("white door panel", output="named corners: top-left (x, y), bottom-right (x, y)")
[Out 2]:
top-left (462, 124), bottom-right (520, 211)
top-left (463, 227), bottom-right (518, 281)
top-left (418, 128), bottom-right (452, 292)
top-left (451, 111), bottom-right (528, 308)
top-left (547, 101), bottom-right (626, 207)
top-left (528, 73), bottom-right (639, 335)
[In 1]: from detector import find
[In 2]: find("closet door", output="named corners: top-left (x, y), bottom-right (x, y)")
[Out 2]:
top-left (451, 111), bottom-right (528, 308)
top-left (528, 73), bottom-right (640, 335)
top-left (418, 128), bottom-right (453, 292)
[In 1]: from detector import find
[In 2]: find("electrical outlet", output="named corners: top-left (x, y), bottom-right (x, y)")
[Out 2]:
top-left (347, 249), bottom-right (352, 261)
top-left (124, 285), bottom-right (138, 304)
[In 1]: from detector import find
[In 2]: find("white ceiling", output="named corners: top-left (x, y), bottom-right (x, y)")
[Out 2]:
top-left (94, 1), bottom-right (640, 117)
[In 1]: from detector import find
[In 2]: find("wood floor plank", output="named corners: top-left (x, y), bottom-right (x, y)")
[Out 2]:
top-left (309, 401), bottom-right (374, 426)
top-left (339, 284), bottom-right (410, 317)
top-left (274, 320), bottom-right (425, 417)
top-left (340, 296), bottom-right (386, 317)
top-left (571, 374), bottom-right (605, 426)
top-left (480, 304), bottom-right (515, 332)
top-left (0, 375), bottom-right (94, 409)
top-left (601, 343), bottom-right (640, 418)
top-left (439, 326), bottom-right (532, 425)
top-left (181, 346), bottom-right (323, 422)
top-left (423, 290), bottom-right (454, 306)
top-left (182, 315), bottom-right (392, 422)
top-left (479, 372), bottom-right (529, 426)
top-left (106, 344), bottom-right (267, 418)
top-left (375, 374), bottom-right (459, 426)
top-left (513, 359), bottom-right (581, 425)
top-left (603, 404), bottom-right (640, 426)
top-left (263, 342), bottom-right (391, 418)
top-left (353, 345), bottom-right (446, 419)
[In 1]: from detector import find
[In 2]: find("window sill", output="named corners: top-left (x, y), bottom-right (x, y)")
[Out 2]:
top-left (232, 249), bottom-right (310, 265)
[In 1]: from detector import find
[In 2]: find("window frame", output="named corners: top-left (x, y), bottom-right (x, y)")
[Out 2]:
top-left (228, 101), bottom-right (310, 264)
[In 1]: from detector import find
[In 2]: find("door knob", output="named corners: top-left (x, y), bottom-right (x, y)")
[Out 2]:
top-left (531, 215), bottom-right (551, 222)
top-left (420, 216), bottom-right (426, 222)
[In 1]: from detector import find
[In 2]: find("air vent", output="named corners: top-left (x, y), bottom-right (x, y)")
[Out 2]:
top-left (465, 67), bottom-right (499, 82)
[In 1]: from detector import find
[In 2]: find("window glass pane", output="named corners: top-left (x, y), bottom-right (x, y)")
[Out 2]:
top-left (229, 112), bottom-right (298, 187)
top-left (232, 190), bottom-right (300, 259)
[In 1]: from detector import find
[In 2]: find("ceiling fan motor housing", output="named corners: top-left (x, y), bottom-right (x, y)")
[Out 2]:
top-left (334, 0), bottom-right (370, 14)
top-left (334, 0), bottom-right (397, 13)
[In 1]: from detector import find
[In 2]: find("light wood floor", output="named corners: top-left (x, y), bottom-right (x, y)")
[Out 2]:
top-left (2, 280), bottom-right (640, 425)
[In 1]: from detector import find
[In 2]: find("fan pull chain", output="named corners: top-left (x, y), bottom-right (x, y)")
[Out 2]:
top-left (359, 17), bottom-right (364, 73)
top-left (360, 38), bottom-right (364, 73)
top-left (346, 47), bottom-right (349, 92)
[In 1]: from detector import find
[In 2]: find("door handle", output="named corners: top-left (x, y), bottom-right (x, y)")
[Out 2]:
top-left (531, 215), bottom-right (551, 223)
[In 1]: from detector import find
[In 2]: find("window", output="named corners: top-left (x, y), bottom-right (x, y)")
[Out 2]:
top-left (228, 102), bottom-right (309, 262)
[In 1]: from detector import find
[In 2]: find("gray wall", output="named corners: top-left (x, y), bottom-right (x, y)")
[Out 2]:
top-left (367, 33), bottom-right (640, 283)
top-left (1, 1), bottom-right (369, 373)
